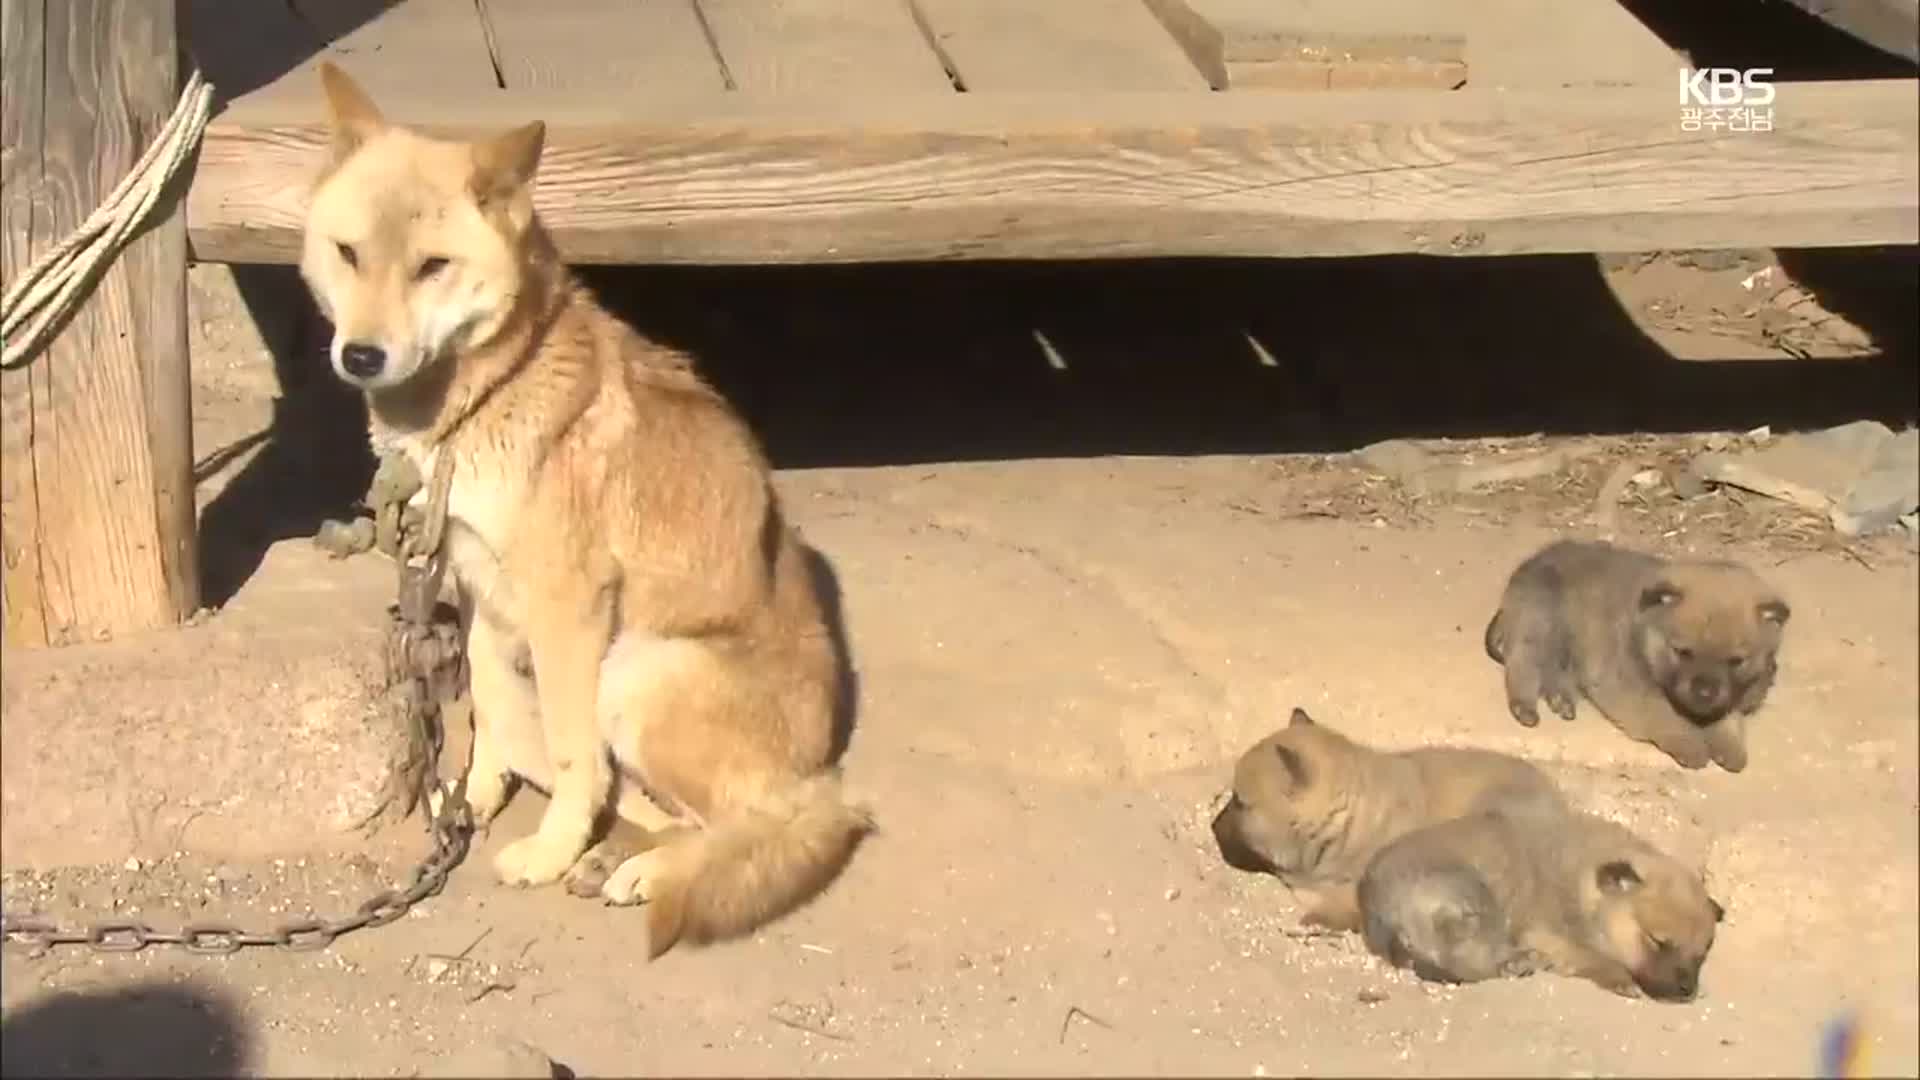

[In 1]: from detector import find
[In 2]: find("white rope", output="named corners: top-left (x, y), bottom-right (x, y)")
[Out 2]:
top-left (1, 70), bottom-right (217, 371)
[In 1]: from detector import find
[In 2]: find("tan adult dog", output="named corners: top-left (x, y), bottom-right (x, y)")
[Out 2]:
top-left (299, 63), bottom-right (871, 957)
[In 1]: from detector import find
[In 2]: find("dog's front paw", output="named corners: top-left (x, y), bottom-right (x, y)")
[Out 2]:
top-left (1545, 688), bottom-right (1579, 722)
top-left (492, 834), bottom-right (581, 887)
top-left (1507, 699), bottom-right (1542, 728)
top-left (1592, 969), bottom-right (1645, 999)
top-left (1708, 738), bottom-right (1749, 773)
top-left (1652, 733), bottom-right (1711, 770)
top-left (601, 849), bottom-right (669, 906)
top-left (563, 841), bottom-right (635, 899)
top-left (461, 771), bottom-right (511, 829)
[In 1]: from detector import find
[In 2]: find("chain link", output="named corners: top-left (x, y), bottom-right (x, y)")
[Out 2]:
top-left (0, 452), bottom-right (470, 957)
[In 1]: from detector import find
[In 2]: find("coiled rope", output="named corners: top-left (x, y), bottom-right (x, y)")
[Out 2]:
top-left (1, 70), bottom-right (216, 371)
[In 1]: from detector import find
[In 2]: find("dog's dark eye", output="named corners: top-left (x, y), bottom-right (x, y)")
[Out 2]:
top-left (336, 241), bottom-right (359, 269)
top-left (1646, 933), bottom-right (1672, 953)
top-left (1672, 647), bottom-right (1694, 661)
top-left (414, 256), bottom-right (449, 281)
top-left (1726, 655), bottom-right (1746, 669)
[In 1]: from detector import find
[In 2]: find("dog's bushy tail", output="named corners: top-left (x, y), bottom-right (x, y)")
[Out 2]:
top-left (645, 773), bottom-right (873, 959)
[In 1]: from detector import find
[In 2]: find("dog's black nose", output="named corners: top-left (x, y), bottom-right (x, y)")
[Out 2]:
top-left (1688, 674), bottom-right (1722, 702)
top-left (340, 342), bottom-right (386, 379)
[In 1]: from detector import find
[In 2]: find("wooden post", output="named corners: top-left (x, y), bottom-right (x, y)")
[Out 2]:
top-left (1, 0), bottom-right (198, 648)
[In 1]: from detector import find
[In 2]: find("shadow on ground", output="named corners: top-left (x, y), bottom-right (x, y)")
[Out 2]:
top-left (196, 246), bottom-right (1919, 605)
top-left (0, 981), bottom-right (250, 1078)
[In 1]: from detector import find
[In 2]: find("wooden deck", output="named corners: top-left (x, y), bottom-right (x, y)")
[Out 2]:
top-left (183, 0), bottom-right (1920, 265)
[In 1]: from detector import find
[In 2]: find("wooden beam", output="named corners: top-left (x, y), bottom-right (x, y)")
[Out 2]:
top-left (186, 79), bottom-right (1920, 266)
top-left (1, 0), bottom-right (197, 647)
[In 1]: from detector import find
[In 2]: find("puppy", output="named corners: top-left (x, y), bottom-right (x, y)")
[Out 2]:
top-left (1485, 539), bottom-right (1790, 771)
top-left (1210, 707), bottom-right (1564, 931)
top-left (1358, 806), bottom-right (1725, 1001)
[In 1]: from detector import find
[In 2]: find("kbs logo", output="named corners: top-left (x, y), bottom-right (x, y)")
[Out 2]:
top-left (1679, 67), bottom-right (1776, 132)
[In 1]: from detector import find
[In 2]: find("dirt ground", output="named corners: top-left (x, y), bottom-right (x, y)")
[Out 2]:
top-left (3, 244), bottom-right (1918, 1079)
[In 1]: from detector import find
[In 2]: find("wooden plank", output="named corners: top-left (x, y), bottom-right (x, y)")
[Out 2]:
top-left (1, 0), bottom-right (49, 646)
top-left (1150, 0), bottom-right (1679, 90)
top-left (5, 0), bottom-right (196, 647)
top-left (912, 0), bottom-right (1208, 91)
top-left (1780, 0), bottom-right (1920, 63)
top-left (187, 80), bottom-right (1920, 265)
top-left (696, 0), bottom-right (952, 94)
top-left (1146, 0), bottom-right (1467, 90)
top-left (476, 0), bottom-right (728, 94)
top-left (1447, 0), bottom-right (1679, 89)
top-left (211, 0), bottom-right (499, 113)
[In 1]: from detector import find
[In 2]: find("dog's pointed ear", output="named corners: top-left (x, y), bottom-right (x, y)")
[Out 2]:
top-left (1757, 600), bottom-right (1790, 626)
top-left (1274, 743), bottom-right (1311, 788)
top-left (1288, 707), bottom-right (1315, 728)
top-left (1595, 860), bottom-right (1642, 895)
top-left (318, 62), bottom-right (386, 160)
top-left (1639, 582), bottom-right (1683, 611)
top-left (471, 121), bottom-right (547, 205)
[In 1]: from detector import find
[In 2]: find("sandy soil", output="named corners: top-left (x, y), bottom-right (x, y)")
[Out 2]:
top-left (3, 248), bottom-right (1916, 1078)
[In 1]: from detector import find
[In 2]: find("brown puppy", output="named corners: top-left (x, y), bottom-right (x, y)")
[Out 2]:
top-left (1210, 708), bottom-right (1564, 931)
top-left (1358, 806), bottom-right (1725, 1001)
top-left (1485, 539), bottom-right (1790, 772)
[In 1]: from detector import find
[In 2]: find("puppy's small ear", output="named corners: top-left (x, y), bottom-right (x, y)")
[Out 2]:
top-left (1757, 600), bottom-right (1790, 626)
top-left (1595, 860), bottom-right (1642, 894)
top-left (1288, 707), bottom-right (1315, 728)
top-left (1639, 583), bottom-right (1683, 611)
top-left (1709, 897), bottom-right (1726, 923)
top-left (318, 62), bottom-right (386, 161)
top-left (471, 120), bottom-right (547, 205)
top-left (1274, 744), bottom-right (1311, 788)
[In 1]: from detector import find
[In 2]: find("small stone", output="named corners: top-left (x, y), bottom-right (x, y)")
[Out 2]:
top-left (1448, 449), bottom-right (1571, 492)
top-left (1630, 469), bottom-right (1662, 488)
top-left (1834, 427), bottom-right (1919, 537)
top-left (121, 857), bottom-right (141, 872)
top-left (313, 517), bottom-right (377, 559)
top-left (1355, 439), bottom-right (1436, 489)
top-left (1164, 887), bottom-right (1181, 901)
top-left (1668, 467), bottom-right (1709, 499)
top-left (423, 957), bottom-right (451, 982)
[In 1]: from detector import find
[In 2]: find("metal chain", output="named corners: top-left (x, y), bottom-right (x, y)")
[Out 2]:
top-left (0, 452), bottom-right (470, 957)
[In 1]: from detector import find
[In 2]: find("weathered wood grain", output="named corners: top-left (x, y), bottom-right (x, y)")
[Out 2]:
top-left (1145, 0), bottom-right (1466, 90)
top-left (477, 0), bottom-right (728, 94)
top-left (187, 80), bottom-right (1920, 266)
top-left (696, 0), bottom-right (953, 94)
top-left (1148, 0), bottom-right (1678, 91)
top-left (1, 0), bottom-right (49, 646)
top-left (3, 0), bottom-right (197, 646)
top-left (193, 0), bottom-right (496, 112)
top-left (911, 0), bottom-right (1208, 91)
